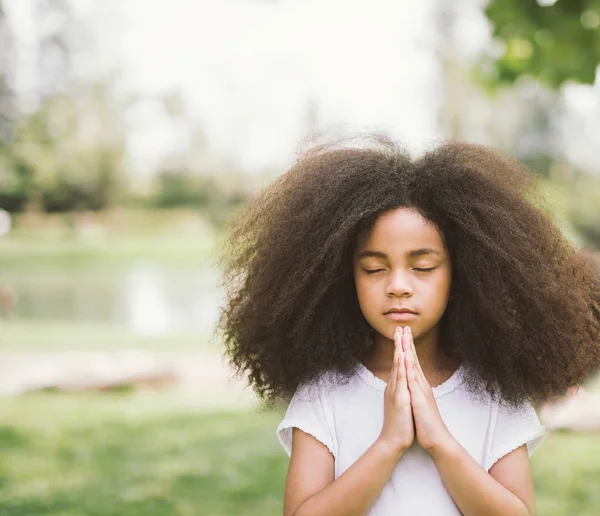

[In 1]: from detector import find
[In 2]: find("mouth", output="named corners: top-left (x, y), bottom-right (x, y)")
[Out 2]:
top-left (383, 312), bottom-right (418, 321)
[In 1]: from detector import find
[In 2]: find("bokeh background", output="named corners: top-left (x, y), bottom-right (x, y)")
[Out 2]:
top-left (1, 1), bottom-right (599, 515)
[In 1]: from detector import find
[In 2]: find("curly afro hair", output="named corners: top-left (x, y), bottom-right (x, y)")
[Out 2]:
top-left (215, 133), bottom-right (600, 408)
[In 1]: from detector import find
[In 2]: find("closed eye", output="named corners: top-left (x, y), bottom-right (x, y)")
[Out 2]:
top-left (363, 267), bottom-right (437, 274)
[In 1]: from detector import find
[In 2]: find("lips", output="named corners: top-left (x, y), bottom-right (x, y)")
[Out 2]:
top-left (384, 308), bottom-right (417, 315)
top-left (384, 307), bottom-right (418, 321)
top-left (384, 312), bottom-right (417, 321)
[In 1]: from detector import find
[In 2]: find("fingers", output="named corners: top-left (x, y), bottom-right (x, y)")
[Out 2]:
top-left (404, 327), bottom-right (431, 392)
top-left (402, 328), bottom-right (413, 376)
top-left (403, 327), bottom-right (421, 385)
top-left (388, 326), bottom-right (400, 391)
top-left (396, 330), bottom-right (408, 389)
top-left (402, 327), bottom-right (412, 363)
top-left (406, 327), bottom-right (425, 376)
top-left (389, 326), bottom-right (410, 393)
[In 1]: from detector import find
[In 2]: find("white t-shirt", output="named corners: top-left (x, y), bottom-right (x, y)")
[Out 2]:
top-left (276, 362), bottom-right (546, 515)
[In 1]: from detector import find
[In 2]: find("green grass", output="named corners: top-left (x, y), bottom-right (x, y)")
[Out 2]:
top-left (0, 233), bottom-right (218, 270)
top-left (0, 391), bottom-right (599, 515)
top-left (0, 319), bottom-right (219, 353)
top-left (0, 391), bottom-right (287, 515)
top-left (533, 432), bottom-right (600, 515)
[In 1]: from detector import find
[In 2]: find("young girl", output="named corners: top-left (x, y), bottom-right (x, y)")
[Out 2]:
top-left (216, 134), bottom-right (600, 515)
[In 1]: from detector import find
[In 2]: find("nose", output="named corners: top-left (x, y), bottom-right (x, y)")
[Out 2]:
top-left (386, 268), bottom-right (413, 297)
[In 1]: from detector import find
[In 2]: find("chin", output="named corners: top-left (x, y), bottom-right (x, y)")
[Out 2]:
top-left (382, 321), bottom-right (416, 339)
top-left (392, 321), bottom-right (421, 339)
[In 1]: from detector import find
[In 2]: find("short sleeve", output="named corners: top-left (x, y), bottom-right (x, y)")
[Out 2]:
top-left (485, 400), bottom-right (547, 471)
top-left (276, 378), bottom-right (337, 459)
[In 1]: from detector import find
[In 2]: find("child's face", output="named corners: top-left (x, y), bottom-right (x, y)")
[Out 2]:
top-left (352, 207), bottom-right (452, 344)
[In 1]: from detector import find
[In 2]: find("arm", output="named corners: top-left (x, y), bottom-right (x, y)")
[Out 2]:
top-left (400, 326), bottom-right (537, 516)
top-left (284, 429), bottom-right (405, 516)
top-left (430, 439), bottom-right (536, 516)
top-left (285, 326), bottom-right (414, 516)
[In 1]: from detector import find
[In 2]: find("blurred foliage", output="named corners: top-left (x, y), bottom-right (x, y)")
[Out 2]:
top-left (568, 172), bottom-right (600, 248)
top-left (150, 171), bottom-right (212, 209)
top-left (0, 0), bottom-right (16, 146)
top-left (0, 80), bottom-right (126, 212)
top-left (0, 0), bottom-right (129, 213)
top-left (483, 0), bottom-right (600, 88)
top-left (0, 84), bottom-right (249, 224)
top-left (538, 170), bottom-right (600, 249)
top-left (126, 172), bottom-right (249, 229)
top-left (0, 0), bottom-right (249, 226)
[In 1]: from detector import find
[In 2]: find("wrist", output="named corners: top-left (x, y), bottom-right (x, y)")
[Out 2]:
top-left (425, 433), bottom-right (459, 461)
top-left (374, 437), bottom-right (409, 461)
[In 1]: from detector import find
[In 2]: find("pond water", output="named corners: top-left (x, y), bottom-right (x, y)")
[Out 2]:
top-left (0, 261), bottom-right (224, 337)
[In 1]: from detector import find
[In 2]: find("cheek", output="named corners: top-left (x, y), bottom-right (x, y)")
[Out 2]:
top-left (354, 277), bottom-right (368, 301)
top-left (354, 276), bottom-right (377, 309)
top-left (426, 273), bottom-right (452, 307)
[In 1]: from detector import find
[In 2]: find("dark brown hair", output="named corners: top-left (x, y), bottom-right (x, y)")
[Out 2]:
top-left (216, 134), bottom-right (600, 407)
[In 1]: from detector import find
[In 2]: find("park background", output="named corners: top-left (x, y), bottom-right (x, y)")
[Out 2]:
top-left (1, 0), bottom-right (600, 514)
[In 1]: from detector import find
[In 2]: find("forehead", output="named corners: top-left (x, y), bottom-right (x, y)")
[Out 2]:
top-left (358, 208), bottom-right (445, 254)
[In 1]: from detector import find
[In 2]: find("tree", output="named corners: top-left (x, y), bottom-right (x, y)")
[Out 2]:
top-left (0, 0), bottom-right (16, 144)
top-left (0, 0), bottom-right (127, 213)
top-left (483, 0), bottom-right (600, 88)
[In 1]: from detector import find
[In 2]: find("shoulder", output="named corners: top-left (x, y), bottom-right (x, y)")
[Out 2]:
top-left (438, 371), bottom-right (547, 471)
top-left (288, 369), bottom-right (343, 405)
top-left (485, 396), bottom-right (547, 471)
top-left (276, 369), bottom-right (347, 459)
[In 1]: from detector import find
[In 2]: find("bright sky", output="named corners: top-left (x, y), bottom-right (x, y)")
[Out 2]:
top-left (118, 0), bottom-right (456, 173)
top-left (5, 0), bottom-right (599, 175)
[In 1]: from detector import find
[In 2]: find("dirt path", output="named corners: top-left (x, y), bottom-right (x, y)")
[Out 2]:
top-left (0, 351), bottom-right (245, 394)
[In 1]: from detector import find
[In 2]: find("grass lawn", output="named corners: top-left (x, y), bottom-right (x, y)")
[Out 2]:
top-left (0, 234), bottom-right (218, 271)
top-left (0, 319), bottom-right (217, 353)
top-left (1, 391), bottom-right (599, 516)
top-left (0, 391), bottom-right (287, 516)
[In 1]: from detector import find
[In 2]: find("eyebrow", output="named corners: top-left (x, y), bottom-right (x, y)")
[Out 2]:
top-left (356, 248), bottom-right (442, 260)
